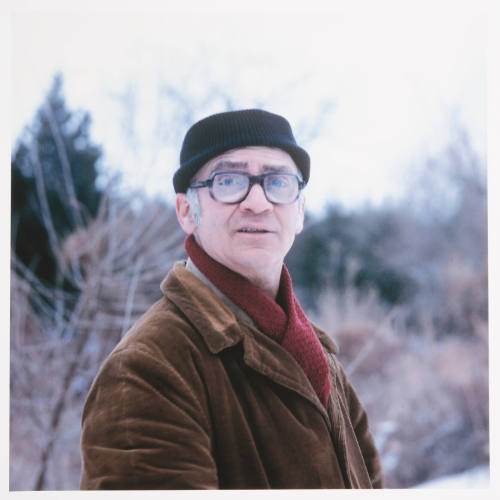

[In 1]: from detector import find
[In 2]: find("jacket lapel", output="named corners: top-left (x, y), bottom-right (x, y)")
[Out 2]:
top-left (163, 261), bottom-right (333, 424)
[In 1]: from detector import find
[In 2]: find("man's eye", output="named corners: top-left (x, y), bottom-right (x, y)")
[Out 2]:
top-left (215, 174), bottom-right (243, 187)
top-left (269, 176), bottom-right (289, 188)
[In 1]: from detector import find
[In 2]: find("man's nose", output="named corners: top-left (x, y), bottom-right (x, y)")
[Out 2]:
top-left (239, 183), bottom-right (273, 212)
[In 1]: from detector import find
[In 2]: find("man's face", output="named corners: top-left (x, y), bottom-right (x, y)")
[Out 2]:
top-left (177, 146), bottom-right (305, 281)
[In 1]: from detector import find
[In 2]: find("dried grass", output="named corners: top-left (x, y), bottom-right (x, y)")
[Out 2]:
top-left (312, 270), bottom-right (489, 487)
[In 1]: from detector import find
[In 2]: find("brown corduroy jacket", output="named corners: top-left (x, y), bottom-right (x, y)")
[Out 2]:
top-left (80, 261), bottom-right (383, 489)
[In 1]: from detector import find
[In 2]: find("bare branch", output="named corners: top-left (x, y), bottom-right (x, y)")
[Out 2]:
top-left (121, 256), bottom-right (144, 338)
top-left (42, 102), bottom-right (85, 229)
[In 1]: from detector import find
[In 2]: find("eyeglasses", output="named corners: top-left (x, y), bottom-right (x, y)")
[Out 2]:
top-left (189, 171), bottom-right (306, 205)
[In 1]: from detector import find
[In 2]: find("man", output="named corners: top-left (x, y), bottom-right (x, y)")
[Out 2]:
top-left (80, 109), bottom-right (383, 489)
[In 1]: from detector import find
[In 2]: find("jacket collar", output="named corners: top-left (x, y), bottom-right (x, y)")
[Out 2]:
top-left (161, 261), bottom-right (245, 353)
top-left (185, 258), bottom-right (258, 330)
top-left (162, 261), bottom-right (338, 356)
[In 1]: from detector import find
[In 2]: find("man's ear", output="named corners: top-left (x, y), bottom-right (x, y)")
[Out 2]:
top-left (295, 195), bottom-right (305, 234)
top-left (176, 193), bottom-right (197, 234)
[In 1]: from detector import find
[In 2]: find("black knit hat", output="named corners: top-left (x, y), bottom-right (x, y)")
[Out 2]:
top-left (174, 109), bottom-right (310, 193)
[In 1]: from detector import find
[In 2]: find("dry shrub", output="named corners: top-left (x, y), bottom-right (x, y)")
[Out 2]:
top-left (313, 275), bottom-right (489, 488)
top-left (10, 271), bottom-right (47, 489)
top-left (437, 255), bottom-right (488, 339)
top-left (10, 194), bottom-right (185, 490)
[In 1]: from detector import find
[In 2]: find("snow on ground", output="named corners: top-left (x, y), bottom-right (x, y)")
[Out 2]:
top-left (414, 465), bottom-right (490, 488)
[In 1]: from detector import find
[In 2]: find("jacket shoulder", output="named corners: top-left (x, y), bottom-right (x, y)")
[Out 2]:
top-left (118, 296), bottom-right (201, 351)
top-left (80, 296), bottom-right (219, 488)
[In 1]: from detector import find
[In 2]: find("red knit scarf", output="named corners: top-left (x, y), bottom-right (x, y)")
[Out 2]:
top-left (185, 234), bottom-right (331, 408)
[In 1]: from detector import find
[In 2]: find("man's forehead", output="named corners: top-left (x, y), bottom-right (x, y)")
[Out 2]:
top-left (199, 146), bottom-right (297, 176)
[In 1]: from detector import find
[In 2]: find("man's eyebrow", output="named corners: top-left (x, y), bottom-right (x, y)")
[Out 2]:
top-left (262, 164), bottom-right (295, 173)
top-left (209, 161), bottom-right (295, 175)
top-left (209, 161), bottom-right (248, 174)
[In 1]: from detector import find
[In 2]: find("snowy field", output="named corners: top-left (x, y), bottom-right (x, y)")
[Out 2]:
top-left (414, 465), bottom-right (490, 488)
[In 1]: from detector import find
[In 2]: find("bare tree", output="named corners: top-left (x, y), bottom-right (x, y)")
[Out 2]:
top-left (10, 102), bottom-right (186, 489)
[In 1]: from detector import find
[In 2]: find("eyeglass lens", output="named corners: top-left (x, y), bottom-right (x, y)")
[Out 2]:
top-left (211, 172), bottom-right (299, 204)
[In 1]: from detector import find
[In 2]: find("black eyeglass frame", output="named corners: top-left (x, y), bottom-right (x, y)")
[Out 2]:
top-left (189, 171), bottom-right (306, 205)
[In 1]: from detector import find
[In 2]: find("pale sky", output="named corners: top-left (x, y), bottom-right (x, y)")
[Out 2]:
top-left (9, 1), bottom-right (489, 213)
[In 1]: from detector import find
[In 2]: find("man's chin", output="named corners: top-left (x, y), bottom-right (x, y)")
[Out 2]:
top-left (235, 242), bottom-right (276, 256)
top-left (233, 247), bottom-right (283, 269)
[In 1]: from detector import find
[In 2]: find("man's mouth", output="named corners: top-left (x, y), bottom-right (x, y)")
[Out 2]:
top-left (238, 228), bottom-right (269, 233)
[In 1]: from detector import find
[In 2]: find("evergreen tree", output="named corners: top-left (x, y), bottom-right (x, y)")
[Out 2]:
top-left (286, 205), bottom-right (415, 310)
top-left (11, 74), bottom-right (102, 287)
